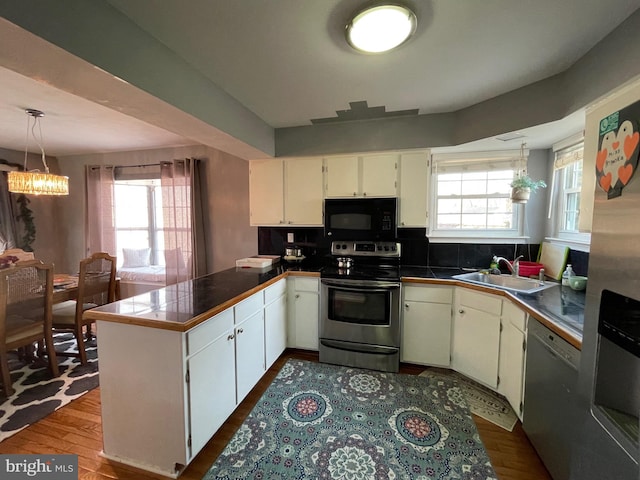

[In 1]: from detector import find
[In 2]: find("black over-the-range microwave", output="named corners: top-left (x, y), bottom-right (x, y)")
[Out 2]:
top-left (324, 197), bottom-right (397, 241)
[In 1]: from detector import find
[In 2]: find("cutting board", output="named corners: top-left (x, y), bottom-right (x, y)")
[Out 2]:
top-left (537, 242), bottom-right (569, 281)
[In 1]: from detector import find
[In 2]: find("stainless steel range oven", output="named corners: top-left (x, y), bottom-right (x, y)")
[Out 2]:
top-left (320, 240), bottom-right (401, 372)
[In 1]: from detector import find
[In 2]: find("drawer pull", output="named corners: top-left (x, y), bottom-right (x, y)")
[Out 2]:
top-left (227, 334), bottom-right (235, 341)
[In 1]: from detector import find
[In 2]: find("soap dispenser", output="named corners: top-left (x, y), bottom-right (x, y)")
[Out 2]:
top-left (562, 264), bottom-right (575, 286)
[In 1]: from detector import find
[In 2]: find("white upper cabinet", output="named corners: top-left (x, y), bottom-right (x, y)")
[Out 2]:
top-left (249, 159), bottom-right (284, 225)
top-left (324, 155), bottom-right (360, 197)
top-left (325, 154), bottom-right (398, 197)
top-left (399, 151), bottom-right (430, 227)
top-left (361, 153), bottom-right (398, 197)
top-left (250, 157), bottom-right (323, 226)
top-left (284, 157), bottom-right (324, 225)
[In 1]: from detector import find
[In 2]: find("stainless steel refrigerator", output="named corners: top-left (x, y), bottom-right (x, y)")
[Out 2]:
top-left (571, 81), bottom-right (640, 480)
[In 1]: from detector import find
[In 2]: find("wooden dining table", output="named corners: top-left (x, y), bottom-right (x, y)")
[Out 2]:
top-left (52, 274), bottom-right (79, 304)
top-left (52, 274), bottom-right (121, 304)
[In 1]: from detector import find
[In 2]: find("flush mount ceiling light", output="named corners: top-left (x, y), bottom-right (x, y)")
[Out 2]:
top-left (8, 109), bottom-right (69, 196)
top-left (346, 3), bottom-right (417, 53)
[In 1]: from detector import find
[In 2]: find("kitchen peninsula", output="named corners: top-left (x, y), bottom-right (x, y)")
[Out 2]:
top-left (85, 264), bottom-right (584, 478)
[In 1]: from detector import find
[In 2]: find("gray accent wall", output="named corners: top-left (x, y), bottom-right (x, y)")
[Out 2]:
top-left (276, 10), bottom-right (640, 157)
top-left (2, 3), bottom-right (640, 159)
top-left (0, 0), bottom-right (274, 158)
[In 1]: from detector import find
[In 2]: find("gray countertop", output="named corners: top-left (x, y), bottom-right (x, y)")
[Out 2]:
top-left (400, 265), bottom-right (585, 346)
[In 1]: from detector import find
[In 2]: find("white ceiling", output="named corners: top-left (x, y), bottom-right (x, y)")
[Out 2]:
top-left (1, 0), bottom-right (640, 157)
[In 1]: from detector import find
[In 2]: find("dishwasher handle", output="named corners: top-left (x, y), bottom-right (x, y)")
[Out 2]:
top-left (529, 330), bottom-right (580, 371)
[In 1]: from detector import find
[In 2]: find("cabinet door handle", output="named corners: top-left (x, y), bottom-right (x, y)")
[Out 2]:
top-left (227, 334), bottom-right (235, 341)
top-left (237, 328), bottom-right (244, 334)
top-left (404, 303), bottom-right (409, 309)
top-left (295, 294), bottom-right (300, 299)
top-left (353, 192), bottom-right (357, 196)
top-left (458, 309), bottom-right (465, 314)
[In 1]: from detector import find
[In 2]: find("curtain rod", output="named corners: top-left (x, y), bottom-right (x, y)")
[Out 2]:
top-left (89, 159), bottom-right (192, 171)
top-left (88, 163), bottom-right (160, 171)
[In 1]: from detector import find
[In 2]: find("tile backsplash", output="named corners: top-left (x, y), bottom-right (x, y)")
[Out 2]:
top-left (258, 226), bottom-right (589, 274)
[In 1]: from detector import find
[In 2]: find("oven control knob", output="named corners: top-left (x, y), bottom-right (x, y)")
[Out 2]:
top-left (391, 245), bottom-right (396, 251)
top-left (384, 246), bottom-right (389, 251)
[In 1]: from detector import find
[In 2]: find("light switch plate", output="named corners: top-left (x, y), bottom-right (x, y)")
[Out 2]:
top-left (287, 233), bottom-right (294, 243)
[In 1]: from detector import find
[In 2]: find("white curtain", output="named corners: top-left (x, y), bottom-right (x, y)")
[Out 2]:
top-left (161, 159), bottom-right (206, 285)
top-left (87, 160), bottom-right (206, 286)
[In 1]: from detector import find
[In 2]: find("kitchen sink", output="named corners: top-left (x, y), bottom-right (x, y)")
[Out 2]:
top-left (452, 271), bottom-right (556, 295)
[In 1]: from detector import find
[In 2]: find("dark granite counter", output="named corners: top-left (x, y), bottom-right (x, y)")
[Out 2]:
top-left (84, 266), bottom-right (294, 330)
top-left (86, 261), bottom-right (584, 348)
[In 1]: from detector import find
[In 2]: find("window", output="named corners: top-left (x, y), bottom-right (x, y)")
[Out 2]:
top-left (548, 138), bottom-right (589, 246)
top-left (560, 159), bottom-right (582, 232)
top-left (430, 150), bottom-right (525, 240)
top-left (113, 179), bottom-right (165, 266)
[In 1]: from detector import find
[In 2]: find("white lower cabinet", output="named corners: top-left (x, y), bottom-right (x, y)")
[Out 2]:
top-left (234, 294), bottom-right (266, 403)
top-left (287, 277), bottom-right (319, 350)
top-left (498, 300), bottom-right (528, 419)
top-left (264, 279), bottom-right (287, 368)
top-left (401, 284), bottom-right (452, 367)
top-left (451, 288), bottom-right (502, 389)
top-left (187, 320), bottom-right (236, 457)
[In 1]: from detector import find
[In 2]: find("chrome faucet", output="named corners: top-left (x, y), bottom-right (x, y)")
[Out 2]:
top-left (493, 255), bottom-right (524, 277)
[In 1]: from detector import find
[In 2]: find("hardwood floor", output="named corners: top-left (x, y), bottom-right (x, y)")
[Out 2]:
top-left (0, 350), bottom-right (551, 479)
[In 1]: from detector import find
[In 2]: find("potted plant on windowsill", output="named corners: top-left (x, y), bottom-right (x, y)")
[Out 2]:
top-left (510, 175), bottom-right (547, 204)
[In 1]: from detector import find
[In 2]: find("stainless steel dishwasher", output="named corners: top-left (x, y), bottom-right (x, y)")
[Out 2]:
top-left (523, 319), bottom-right (581, 480)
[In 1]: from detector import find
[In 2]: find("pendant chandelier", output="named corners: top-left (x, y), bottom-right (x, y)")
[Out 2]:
top-left (8, 109), bottom-right (69, 196)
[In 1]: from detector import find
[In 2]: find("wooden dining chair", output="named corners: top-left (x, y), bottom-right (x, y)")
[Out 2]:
top-left (52, 252), bottom-right (117, 365)
top-left (0, 260), bottom-right (59, 397)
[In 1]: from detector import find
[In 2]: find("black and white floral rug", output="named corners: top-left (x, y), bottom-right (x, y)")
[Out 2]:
top-left (205, 359), bottom-right (497, 479)
top-left (0, 333), bottom-right (99, 442)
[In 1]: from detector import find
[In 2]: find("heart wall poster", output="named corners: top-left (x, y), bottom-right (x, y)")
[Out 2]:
top-left (596, 102), bottom-right (640, 199)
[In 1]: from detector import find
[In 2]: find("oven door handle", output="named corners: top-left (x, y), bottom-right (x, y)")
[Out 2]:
top-left (321, 281), bottom-right (399, 292)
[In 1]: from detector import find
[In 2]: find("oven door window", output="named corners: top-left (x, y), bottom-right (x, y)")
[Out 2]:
top-left (328, 288), bottom-right (390, 326)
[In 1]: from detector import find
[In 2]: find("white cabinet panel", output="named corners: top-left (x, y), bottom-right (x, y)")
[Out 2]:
top-left (235, 310), bottom-right (266, 403)
top-left (285, 157), bottom-right (323, 225)
top-left (499, 301), bottom-right (528, 419)
top-left (399, 151), bottom-right (429, 227)
top-left (249, 159), bottom-right (284, 225)
top-left (265, 293), bottom-right (287, 368)
top-left (361, 153), bottom-right (398, 197)
top-left (402, 301), bottom-right (451, 366)
top-left (452, 289), bottom-right (501, 388)
top-left (188, 330), bottom-right (235, 458)
top-left (325, 156), bottom-right (359, 197)
top-left (498, 319), bottom-right (526, 419)
top-left (287, 277), bottom-right (319, 350)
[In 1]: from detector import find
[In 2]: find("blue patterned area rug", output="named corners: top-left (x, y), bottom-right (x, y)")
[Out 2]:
top-left (0, 333), bottom-right (99, 442)
top-left (204, 359), bottom-right (497, 480)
